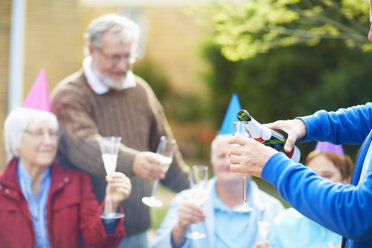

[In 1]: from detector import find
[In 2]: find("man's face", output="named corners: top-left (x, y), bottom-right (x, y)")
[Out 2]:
top-left (369, 0), bottom-right (372, 42)
top-left (90, 31), bottom-right (134, 89)
top-left (212, 138), bottom-right (241, 184)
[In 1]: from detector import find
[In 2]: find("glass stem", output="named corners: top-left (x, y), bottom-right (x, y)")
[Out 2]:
top-left (151, 180), bottom-right (159, 197)
top-left (106, 182), bottom-right (114, 215)
top-left (242, 173), bottom-right (247, 204)
top-left (109, 199), bottom-right (114, 215)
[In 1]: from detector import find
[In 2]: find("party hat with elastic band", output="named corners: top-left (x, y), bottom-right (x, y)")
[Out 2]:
top-left (314, 141), bottom-right (344, 155)
top-left (22, 68), bottom-right (52, 112)
top-left (219, 94), bottom-right (242, 135)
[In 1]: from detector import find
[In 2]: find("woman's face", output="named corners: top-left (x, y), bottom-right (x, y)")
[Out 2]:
top-left (307, 155), bottom-right (346, 183)
top-left (19, 120), bottom-right (59, 169)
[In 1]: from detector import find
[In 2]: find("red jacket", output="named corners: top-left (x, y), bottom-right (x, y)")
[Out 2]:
top-left (0, 159), bottom-right (125, 248)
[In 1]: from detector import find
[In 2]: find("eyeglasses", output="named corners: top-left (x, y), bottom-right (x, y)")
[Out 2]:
top-left (95, 47), bottom-right (136, 64)
top-left (24, 129), bottom-right (61, 140)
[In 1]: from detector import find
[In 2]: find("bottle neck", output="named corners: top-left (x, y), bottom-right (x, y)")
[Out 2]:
top-left (244, 117), bottom-right (272, 140)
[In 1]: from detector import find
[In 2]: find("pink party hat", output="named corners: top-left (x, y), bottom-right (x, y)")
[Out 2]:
top-left (314, 141), bottom-right (344, 155)
top-left (22, 68), bottom-right (52, 112)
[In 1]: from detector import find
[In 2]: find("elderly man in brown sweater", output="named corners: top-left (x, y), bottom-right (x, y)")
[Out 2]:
top-left (51, 13), bottom-right (190, 248)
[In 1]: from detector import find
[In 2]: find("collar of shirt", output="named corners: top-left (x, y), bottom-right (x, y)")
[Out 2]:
top-left (211, 178), bottom-right (259, 248)
top-left (211, 178), bottom-right (254, 214)
top-left (17, 160), bottom-right (51, 200)
top-left (17, 160), bottom-right (51, 248)
top-left (82, 56), bottom-right (136, 95)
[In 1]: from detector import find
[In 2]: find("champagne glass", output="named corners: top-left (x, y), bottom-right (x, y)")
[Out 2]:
top-left (142, 136), bottom-right (175, 208)
top-left (97, 136), bottom-right (124, 219)
top-left (186, 165), bottom-right (209, 240)
top-left (232, 121), bottom-right (253, 213)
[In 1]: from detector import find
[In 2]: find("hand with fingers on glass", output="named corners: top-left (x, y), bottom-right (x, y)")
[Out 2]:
top-left (172, 202), bottom-right (206, 246)
top-left (104, 172), bottom-right (132, 208)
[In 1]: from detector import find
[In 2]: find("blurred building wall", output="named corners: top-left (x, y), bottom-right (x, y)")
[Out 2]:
top-left (0, 0), bottom-right (208, 169)
top-left (0, 0), bottom-right (11, 168)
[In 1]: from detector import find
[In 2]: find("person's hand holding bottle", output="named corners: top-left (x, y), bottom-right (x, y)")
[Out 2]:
top-left (265, 119), bottom-right (307, 153)
top-left (230, 111), bottom-right (307, 178)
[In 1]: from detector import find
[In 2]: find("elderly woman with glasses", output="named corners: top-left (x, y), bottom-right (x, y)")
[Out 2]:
top-left (0, 108), bottom-right (131, 248)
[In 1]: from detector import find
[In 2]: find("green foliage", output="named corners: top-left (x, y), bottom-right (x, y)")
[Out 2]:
top-left (190, 0), bottom-right (372, 61)
top-left (151, 206), bottom-right (170, 229)
top-left (134, 59), bottom-right (206, 122)
top-left (165, 94), bottom-right (208, 122)
top-left (133, 59), bottom-right (171, 102)
top-left (195, 1), bottom-right (372, 157)
top-left (202, 39), bottom-right (372, 159)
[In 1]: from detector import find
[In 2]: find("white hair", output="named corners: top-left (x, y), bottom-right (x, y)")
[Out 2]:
top-left (84, 13), bottom-right (140, 57)
top-left (3, 108), bottom-right (58, 161)
top-left (210, 134), bottom-right (232, 164)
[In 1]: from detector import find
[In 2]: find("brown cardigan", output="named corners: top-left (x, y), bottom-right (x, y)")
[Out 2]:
top-left (51, 70), bottom-right (189, 236)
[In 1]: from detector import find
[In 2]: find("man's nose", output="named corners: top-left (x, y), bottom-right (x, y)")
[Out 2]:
top-left (224, 155), bottom-right (230, 166)
top-left (114, 57), bottom-right (130, 70)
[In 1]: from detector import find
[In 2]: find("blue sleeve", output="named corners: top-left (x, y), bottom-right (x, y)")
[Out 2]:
top-left (100, 207), bottom-right (120, 234)
top-left (300, 103), bottom-right (372, 144)
top-left (262, 152), bottom-right (372, 240)
top-left (102, 218), bottom-right (120, 234)
top-left (150, 192), bottom-right (189, 248)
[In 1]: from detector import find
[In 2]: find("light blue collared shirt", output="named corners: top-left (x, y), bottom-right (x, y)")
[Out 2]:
top-left (17, 160), bottom-right (51, 248)
top-left (212, 181), bottom-right (259, 248)
top-left (269, 208), bottom-right (342, 248)
top-left (151, 177), bottom-right (284, 248)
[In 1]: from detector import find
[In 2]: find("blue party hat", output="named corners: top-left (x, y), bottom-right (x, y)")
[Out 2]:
top-left (219, 94), bottom-right (242, 135)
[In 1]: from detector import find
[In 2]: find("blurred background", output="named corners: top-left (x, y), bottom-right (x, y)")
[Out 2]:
top-left (1, 0), bottom-right (372, 232)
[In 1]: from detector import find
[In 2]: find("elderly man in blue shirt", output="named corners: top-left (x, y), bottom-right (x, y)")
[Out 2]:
top-left (151, 94), bottom-right (283, 248)
top-left (151, 134), bottom-right (283, 248)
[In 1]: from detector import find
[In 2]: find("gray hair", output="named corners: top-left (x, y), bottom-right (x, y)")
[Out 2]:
top-left (84, 13), bottom-right (140, 57)
top-left (210, 134), bottom-right (232, 164)
top-left (4, 108), bottom-right (58, 161)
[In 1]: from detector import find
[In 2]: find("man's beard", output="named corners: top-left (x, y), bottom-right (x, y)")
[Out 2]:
top-left (102, 75), bottom-right (125, 90)
top-left (96, 70), bottom-right (126, 90)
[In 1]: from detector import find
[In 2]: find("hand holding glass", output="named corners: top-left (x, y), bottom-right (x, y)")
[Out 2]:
top-left (186, 165), bottom-right (209, 240)
top-left (97, 136), bottom-right (124, 219)
top-left (232, 121), bottom-right (253, 213)
top-left (142, 136), bottom-right (175, 208)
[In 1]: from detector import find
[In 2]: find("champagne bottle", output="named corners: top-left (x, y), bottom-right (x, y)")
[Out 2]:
top-left (237, 109), bottom-right (301, 162)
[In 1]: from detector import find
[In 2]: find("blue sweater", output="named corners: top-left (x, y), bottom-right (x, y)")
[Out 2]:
top-left (262, 103), bottom-right (372, 248)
